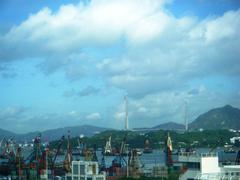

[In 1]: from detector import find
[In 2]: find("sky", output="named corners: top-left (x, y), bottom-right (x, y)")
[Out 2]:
top-left (0, 0), bottom-right (240, 133)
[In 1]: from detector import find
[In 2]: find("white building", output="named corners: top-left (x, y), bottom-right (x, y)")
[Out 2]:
top-left (230, 136), bottom-right (240, 144)
top-left (67, 161), bottom-right (106, 180)
top-left (178, 152), bottom-right (240, 180)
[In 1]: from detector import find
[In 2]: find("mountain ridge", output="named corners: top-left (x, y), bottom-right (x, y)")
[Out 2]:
top-left (189, 105), bottom-right (240, 130)
top-left (0, 124), bottom-right (110, 142)
top-left (152, 121), bottom-right (185, 130)
top-left (1, 104), bottom-right (239, 141)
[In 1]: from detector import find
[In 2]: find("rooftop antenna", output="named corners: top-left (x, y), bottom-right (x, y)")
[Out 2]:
top-left (124, 96), bottom-right (129, 131)
top-left (184, 100), bottom-right (188, 132)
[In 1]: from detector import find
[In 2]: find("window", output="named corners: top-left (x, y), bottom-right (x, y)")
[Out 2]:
top-left (66, 176), bottom-right (72, 180)
top-left (87, 165), bottom-right (93, 174)
top-left (73, 164), bottom-right (79, 175)
top-left (96, 177), bottom-right (104, 180)
top-left (80, 165), bottom-right (85, 175)
top-left (187, 162), bottom-right (200, 170)
top-left (92, 164), bottom-right (96, 174)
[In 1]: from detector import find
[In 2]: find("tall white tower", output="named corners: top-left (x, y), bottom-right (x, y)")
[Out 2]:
top-left (124, 96), bottom-right (129, 130)
top-left (184, 100), bottom-right (188, 132)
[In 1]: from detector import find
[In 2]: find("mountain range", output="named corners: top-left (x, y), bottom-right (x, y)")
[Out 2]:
top-left (0, 125), bottom-right (109, 142)
top-left (0, 105), bottom-right (239, 142)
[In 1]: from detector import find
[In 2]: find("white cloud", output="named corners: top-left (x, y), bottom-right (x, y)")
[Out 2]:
top-left (97, 9), bottom-right (240, 97)
top-left (0, 106), bottom-right (27, 119)
top-left (114, 111), bottom-right (125, 121)
top-left (1, 1), bottom-right (239, 85)
top-left (68, 110), bottom-right (78, 116)
top-left (85, 112), bottom-right (101, 120)
top-left (0, 0), bottom-right (240, 131)
top-left (205, 11), bottom-right (240, 43)
top-left (137, 106), bottom-right (147, 113)
top-left (113, 85), bottom-right (240, 128)
top-left (1, 0), bottom-right (168, 59)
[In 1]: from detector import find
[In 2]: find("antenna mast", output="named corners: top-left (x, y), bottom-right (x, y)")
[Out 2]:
top-left (125, 96), bottom-right (129, 130)
top-left (184, 101), bottom-right (188, 132)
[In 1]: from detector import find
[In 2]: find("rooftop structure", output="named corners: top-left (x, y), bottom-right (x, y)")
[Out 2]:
top-left (178, 152), bottom-right (240, 180)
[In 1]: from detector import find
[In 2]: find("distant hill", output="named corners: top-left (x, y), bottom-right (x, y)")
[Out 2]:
top-left (0, 125), bottom-right (109, 142)
top-left (2, 105), bottom-right (239, 142)
top-left (189, 105), bottom-right (240, 130)
top-left (133, 122), bottom-right (185, 132)
top-left (0, 128), bottom-right (16, 138)
top-left (39, 125), bottom-right (109, 141)
top-left (153, 122), bottom-right (185, 130)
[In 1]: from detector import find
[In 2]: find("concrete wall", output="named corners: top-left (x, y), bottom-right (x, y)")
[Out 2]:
top-left (201, 157), bottom-right (220, 174)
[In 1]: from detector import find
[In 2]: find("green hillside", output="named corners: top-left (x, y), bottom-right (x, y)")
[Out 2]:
top-left (190, 105), bottom-right (240, 130)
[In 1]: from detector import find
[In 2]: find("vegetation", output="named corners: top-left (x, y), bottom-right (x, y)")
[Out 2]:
top-left (49, 129), bottom-right (237, 150)
top-left (49, 105), bottom-right (240, 150)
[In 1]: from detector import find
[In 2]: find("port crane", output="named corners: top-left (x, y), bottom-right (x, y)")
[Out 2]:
top-left (51, 135), bottom-right (65, 170)
top-left (64, 131), bottom-right (72, 172)
top-left (106, 133), bottom-right (128, 176)
top-left (165, 132), bottom-right (173, 167)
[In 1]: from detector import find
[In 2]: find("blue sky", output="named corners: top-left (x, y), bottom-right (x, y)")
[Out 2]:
top-left (0, 0), bottom-right (240, 133)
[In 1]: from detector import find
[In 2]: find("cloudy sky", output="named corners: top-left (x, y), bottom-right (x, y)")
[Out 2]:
top-left (0, 0), bottom-right (240, 133)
